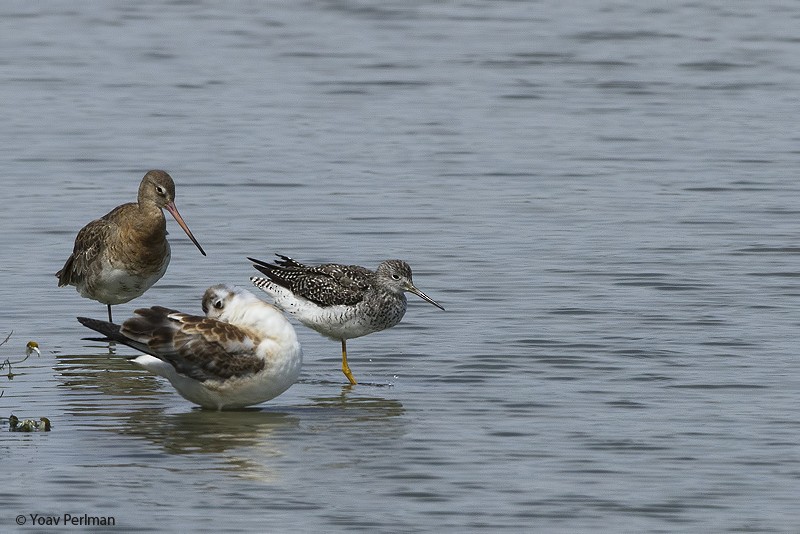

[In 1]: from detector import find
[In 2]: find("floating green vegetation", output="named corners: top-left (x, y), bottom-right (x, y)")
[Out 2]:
top-left (2, 334), bottom-right (51, 431)
top-left (9, 414), bottom-right (51, 432)
top-left (0, 332), bottom-right (40, 381)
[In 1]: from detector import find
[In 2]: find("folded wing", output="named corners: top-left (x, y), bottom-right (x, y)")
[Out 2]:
top-left (78, 307), bottom-right (265, 382)
top-left (249, 255), bottom-right (373, 307)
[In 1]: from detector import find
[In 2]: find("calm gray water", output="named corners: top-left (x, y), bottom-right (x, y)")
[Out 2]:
top-left (1, 1), bottom-right (799, 532)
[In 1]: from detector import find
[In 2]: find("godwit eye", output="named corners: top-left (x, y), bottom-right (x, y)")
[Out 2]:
top-left (156, 186), bottom-right (166, 196)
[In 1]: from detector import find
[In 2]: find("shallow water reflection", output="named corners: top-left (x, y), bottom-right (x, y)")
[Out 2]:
top-left (4, 0), bottom-right (800, 531)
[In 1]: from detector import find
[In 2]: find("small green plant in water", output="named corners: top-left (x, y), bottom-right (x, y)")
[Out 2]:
top-left (0, 333), bottom-right (40, 380)
top-left (9, 414), bottom-right (51, 432)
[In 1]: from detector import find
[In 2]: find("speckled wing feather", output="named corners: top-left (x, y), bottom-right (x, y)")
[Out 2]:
top-left (56, 218), bottom-right (113, 286)
top-left (273, 254), bottom-right (306, 269)
top-left (250, 255), bottom-right (375, 307)
top-left (79, 307), bottom-right (265, 382)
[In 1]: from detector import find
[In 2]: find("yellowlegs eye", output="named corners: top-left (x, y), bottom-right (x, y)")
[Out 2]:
top-left (391, 274), bottom-right (401, 280)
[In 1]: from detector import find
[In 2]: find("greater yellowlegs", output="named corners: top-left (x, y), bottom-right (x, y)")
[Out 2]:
top-left (78, 285), bottom-right (302, 410)
top-left (57, 170), bottom-right (206, 322)
top-left (249, 254), bottom-right (444, 385)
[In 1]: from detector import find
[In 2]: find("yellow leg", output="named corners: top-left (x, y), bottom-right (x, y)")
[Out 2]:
top-left (341, 339), bottom-right (357, 385)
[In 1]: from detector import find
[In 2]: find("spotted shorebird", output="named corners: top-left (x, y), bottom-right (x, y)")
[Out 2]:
top-left (57, 170), bottom-right (206, 322)
top-left (78, 285), bottom-right (303, 410)
top-left (249, 255), bottom-right (444, 385)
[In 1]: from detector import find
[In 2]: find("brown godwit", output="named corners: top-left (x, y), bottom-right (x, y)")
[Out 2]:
top-left (57, 170), bottom-right (206, 322)
top-left (78, 285), bottom-right (303, 410)
top-left (249, 254), bottom-right (444, 385)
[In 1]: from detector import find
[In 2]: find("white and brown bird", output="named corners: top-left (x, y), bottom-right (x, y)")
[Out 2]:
top-left (250, 255), bottom-right (444, 385)
top-left (78, 285), bottom-right (302, 410)
top-left (57, 170), bottom-right (206, 322)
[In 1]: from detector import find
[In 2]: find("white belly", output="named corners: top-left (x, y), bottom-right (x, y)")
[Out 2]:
top-left (80, 253), bottom-right (170, 305)
top-left (262, 283), bottom-right (406, 340)
top-left (133, 352), bottom-right (302, 410)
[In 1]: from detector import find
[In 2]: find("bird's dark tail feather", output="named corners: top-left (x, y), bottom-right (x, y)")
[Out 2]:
top-left (248, 255), bottom-right (283, 278)
top-left (77, 317), bottom-right (151, 356)
top-left (55, 255), bottom-right (75, 287)
top-left (274, 254), bottom-right (303, 268)
top-left (78, 317), bottom-right (125, 340)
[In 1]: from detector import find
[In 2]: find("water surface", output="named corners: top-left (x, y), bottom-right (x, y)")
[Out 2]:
top-left (1, 1), bottom-right (800, 532)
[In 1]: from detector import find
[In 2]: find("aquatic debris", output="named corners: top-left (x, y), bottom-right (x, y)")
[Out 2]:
top-left (0, 334), bottom-right (41, 380)
top-left (9, 415), bottom-right (51, 432)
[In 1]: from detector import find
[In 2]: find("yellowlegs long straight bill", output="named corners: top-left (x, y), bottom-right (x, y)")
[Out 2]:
top-left (249, 254), bottom-right (444, 385)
